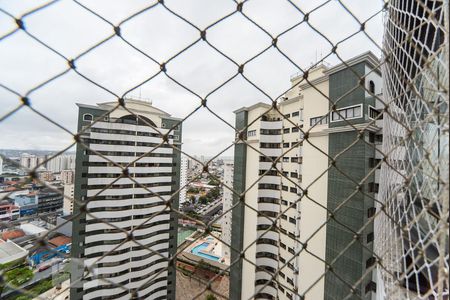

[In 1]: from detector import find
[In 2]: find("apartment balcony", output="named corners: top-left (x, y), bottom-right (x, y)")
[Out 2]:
top-left (260, 134), bottom-right (282, 143)
top-left (257, 230), bottom-right (279, 241)
top-left (258, 202), bottom-right (280, 214)
top-left (261, 120), bottom-right (283, 130)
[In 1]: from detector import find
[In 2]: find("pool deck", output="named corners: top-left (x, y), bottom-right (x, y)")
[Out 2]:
top-left (183, 235), bottom-right (230, 266)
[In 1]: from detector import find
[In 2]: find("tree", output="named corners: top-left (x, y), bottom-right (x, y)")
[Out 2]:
top-left (207, 179), bottom-right (219, 186)
top-left (0, 265), bottom-right (33, 298)
top-left (187, 187), bottom-right (199, 194)
top-left (206, 187), bottom-right (220, 200)
top-left (4, 267), bottom-right (34, 286)
top-left (206, 294), bottom-right (217, 300)
top-left (199, 196), bottom-right (208, 205)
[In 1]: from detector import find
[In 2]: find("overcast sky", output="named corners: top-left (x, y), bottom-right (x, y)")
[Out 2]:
top-left (0, 0), bottom-right (384, 157)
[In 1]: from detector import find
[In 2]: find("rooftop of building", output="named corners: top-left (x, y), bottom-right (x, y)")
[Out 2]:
top-left (233, 102), bottom-right (272, 114)
top-left (19, 223), bottom-right (48, 235)
top-left (289, 51), bottom-right (381, 82)
top-left (48, 235), bottom-right (71, 247)
top-left (0, 239), bottom-right (28, 263)
top-left (235, 51), bottom-right (381, 113)
top-left (77, 98), bottom-right (172, 117)
top-left (2, 229), bottom-right (25, 241)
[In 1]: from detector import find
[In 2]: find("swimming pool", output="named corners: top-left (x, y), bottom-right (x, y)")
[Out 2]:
top-left (191, 242), bottom-right (220, 261)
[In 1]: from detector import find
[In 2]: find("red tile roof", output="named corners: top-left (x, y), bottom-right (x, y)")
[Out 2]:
top-left (2, 229), bottom-right (25, 240)
top-left (48, 235), bottom-right (71, 247)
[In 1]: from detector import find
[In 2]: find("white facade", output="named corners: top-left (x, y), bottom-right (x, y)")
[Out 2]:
top-left (0, 204), bottom-right (20, 222)
top-left (0, 156), bottom-right (3, 174)
top-left (237, 66), bottom-right (331, 300)
top-left (20, 153), bottom-right (38, 169)
top-left (179, 154), bottom-right (188, 205)
top-left (221, 162), bottom-right (233, 257)
top-left (74, 100), bottom-right (179, 300)
top-left (46, 154), bottom-right (75, 173)
top-left (235, 55), bottom-right (384, 300)
top-left (63, 184), bottom-right (74, 215)
top-left (60, 169), bottom-right (74, 185)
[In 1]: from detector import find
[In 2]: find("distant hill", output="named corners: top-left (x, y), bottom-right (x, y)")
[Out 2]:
top-left (0, 149), bottom-right (75, 158)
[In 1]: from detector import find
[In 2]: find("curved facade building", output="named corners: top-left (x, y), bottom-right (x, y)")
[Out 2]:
top-left (70, 99), bottom-right (181, 300)
top-left (231, 52), bottom-right (384, 300)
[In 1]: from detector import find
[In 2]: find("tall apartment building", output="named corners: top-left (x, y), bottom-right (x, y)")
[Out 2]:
top-left (376, 1), bottom-right (448, 299)
top-left (179, 154), bottom-right (188, 205)
top-left (221, 162), bottom-right (234, 257)
top-left (60, 169), bottom-right (74, 184)
top-left (63, 183), bottom-right (74, 215)
top-left (70, 99), bottom-right (182, 300)
top-left (46, 154), bottom-right (76, 173)
top-left (20, 153), bottom-right (38, 169)
top-left (230, 52), bottom-right (383, 300)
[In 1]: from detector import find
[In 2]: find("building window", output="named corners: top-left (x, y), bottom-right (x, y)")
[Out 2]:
top-left (283, 157), bottom-right (289, 162)
top-left (287, 277), bottom-right (294, 286)
top-left (366, 257), bottom-right (376, 268)
top-left (367, 232), bottom-right (374, 243)
top-left (375, 134), bottom-right (383, 143)
top-left (283, 143), bottom-right (290, 148)
top-left (331, 105), bottom-right (362, 122)
top-left (368, 182), bottom-right (379, 193)
top-left (310, 115), bottom-right (329, 126)
top-left (367, 207), bottom-right (376, 218)
top-left (369, 106), bottom-right (383, 120)
top-left (83, 114), bottom-right (93, 122)
top-left (292, 127), bottom-right (299, 132)
top-left (283, 128), bottom-right (290, 133)
top-left (284, 113), bottom-right (291, 118)
top-left (369, 158), bottom-right (382, 169)
top-left (365, 281), bottom-right (377, 294)
top-left (290, 187), bottom-right (297, 194)
top-left (292, 111), bottom-right (299, 117)
top-left (369, 80), bottom-right (375, 94)
top-left (247, 130), bottom-right (256, 137)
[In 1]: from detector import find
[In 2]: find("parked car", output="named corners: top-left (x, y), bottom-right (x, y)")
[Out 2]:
top-left (38, 264), bottom-right (50, 272)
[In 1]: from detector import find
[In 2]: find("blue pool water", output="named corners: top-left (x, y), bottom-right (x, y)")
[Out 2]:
top-left (191, 242), bottom-right (220, 261)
